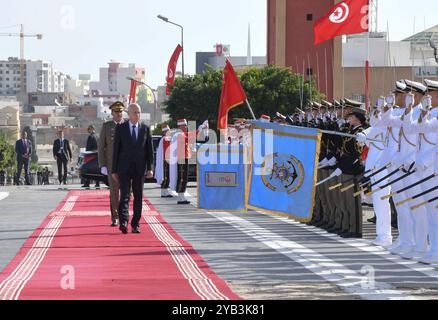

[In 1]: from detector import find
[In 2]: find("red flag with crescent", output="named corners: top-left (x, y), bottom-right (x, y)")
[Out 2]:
top-left (314, 0), bottom-right (369, 45)
top-left (166, 44), bottom-right (183, 96)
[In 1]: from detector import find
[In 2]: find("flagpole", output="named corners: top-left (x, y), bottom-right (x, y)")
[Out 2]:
top-left (245, 99), bottom-right (257, 120)
top-left (365, 22), bottom-right (370, 112)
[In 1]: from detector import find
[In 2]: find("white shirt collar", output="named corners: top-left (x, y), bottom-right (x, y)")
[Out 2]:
top-left (129, 121), bottom-right (139, 129)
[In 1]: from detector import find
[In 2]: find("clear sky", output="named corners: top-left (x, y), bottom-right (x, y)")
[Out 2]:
top-left (0, 0), bottom-right (437, 88)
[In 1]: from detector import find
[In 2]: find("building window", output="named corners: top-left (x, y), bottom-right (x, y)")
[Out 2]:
top-left (307, 14), bottom-right (313, 21)
top-left (306, 68), bottom-right (313, 76)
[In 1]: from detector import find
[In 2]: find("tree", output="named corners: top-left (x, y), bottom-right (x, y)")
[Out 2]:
top-left (0, 131), bottom-right (15, 173)
top-left (164, 64), bottom-right (321, 130)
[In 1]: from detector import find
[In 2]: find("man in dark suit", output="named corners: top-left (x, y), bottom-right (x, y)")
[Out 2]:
top-left (83, 125), bottom-right (100, 188)
top-left (112, 103), bottom-right (154, 234)
top-left (15, 131), bottom-right (32, 185)
top-left (53, 129), bottom-right (73, 185)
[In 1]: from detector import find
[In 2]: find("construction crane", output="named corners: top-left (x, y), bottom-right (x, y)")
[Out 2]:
top-left (0, 24), bottom-right (42, 99)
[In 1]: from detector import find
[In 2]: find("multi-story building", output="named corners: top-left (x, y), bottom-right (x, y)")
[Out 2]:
top-left (90, 61), bottom-right (145, 96)
top-left (0, 58), bottom-right (66, 96)
top-left (196, 51), bottom-right (267, 74)
top-left (0, 58), bottom-right (22, 96)
top-left (65, 74), bottom-right (91, 97)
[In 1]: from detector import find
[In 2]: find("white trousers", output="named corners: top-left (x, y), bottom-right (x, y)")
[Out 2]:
top-left (420, 169), bottom-right (438, 256)
top-left (371, 169), bottom-right (392, 241)
top-left (400, 172), bottom-right (429, 253)
top-left (391, 171), bottom-right (415, 248)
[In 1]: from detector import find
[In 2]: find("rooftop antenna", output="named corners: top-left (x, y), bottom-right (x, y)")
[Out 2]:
top-left (247, 23), bottom-right (252, 65)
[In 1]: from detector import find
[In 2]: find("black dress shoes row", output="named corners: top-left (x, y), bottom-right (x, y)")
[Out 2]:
top-left (339, 231), bottom-right (362, 239)
top-left (119, 222), bottom-right (141, 234)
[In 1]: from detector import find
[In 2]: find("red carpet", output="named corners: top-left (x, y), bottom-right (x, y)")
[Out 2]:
top-left (0, 190), bottom-right (240, 300)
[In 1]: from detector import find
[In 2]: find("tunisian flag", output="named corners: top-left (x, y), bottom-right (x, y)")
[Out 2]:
top-left (217, 60), bottom-right (247, 130)
top-left (129, 80), bottom-right (138, 104)
top-left (314, 0), bottom-right (369, 45)
top-left (166, 44), bottom-right (183, 96)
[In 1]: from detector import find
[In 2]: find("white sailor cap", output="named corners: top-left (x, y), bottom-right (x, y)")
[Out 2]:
top-left (424, 79), bottom-right (438, 92)
top-left (404, 79), bottom-right (427, 94)
top-left (393, 80), bottom-right (408, 94)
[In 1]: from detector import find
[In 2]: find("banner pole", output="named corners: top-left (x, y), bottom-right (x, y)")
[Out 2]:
top-left (245, 99), bottom-right (257, 120)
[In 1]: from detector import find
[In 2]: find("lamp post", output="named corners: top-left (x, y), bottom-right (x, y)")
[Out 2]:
top-left (127, 78), bottom-right (159, 126)
top-left (157, 14), bottom-right (185, 77)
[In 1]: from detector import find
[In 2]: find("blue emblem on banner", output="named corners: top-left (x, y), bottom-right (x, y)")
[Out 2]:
top-left (247, 121), bottom-right (321, 221)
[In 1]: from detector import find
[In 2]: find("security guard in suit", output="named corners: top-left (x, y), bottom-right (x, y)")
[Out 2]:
top-left (98, 101), bottom-right (125, 227)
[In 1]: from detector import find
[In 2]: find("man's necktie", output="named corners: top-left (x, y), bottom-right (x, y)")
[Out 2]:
top-left (132, 125), bottom-right (137, 143)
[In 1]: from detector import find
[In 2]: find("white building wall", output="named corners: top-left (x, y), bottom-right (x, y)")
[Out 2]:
top-left (343, 38), bottom-right (412, 67)
top-left (89, 62), bottom-right (145, 96)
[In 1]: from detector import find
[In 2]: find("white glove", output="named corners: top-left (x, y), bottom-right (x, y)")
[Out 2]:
top-left (101, 167), bottom-right (108, 176)
top-left (405, 93), bottom-right (414, 107)
top-left (414, 160), bottom-right (427, 172)
top-left (328, 157), bottom-right (337, 167)
top-left (385, 94), bottom-right (395, 107)
top-left (318, 158), bottom-right (328, 167)
top-left (421, 95), bottom-right (432, 111)
top-left (356, 133), bottom-right (367, 143)
top-left (376, 97), bottom-right (385, 110)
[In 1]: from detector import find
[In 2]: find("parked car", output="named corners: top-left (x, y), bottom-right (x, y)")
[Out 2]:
top-left (77, 151), bottom-right (109, 186)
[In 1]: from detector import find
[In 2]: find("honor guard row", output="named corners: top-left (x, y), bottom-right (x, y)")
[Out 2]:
top-left (265, 79), bottom-right (438, 264)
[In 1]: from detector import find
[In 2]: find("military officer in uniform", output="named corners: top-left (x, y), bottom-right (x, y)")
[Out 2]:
top-left (98, 101), bottom-right (125, 227)
top-left (337, 101), bottom-right (367, 238)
